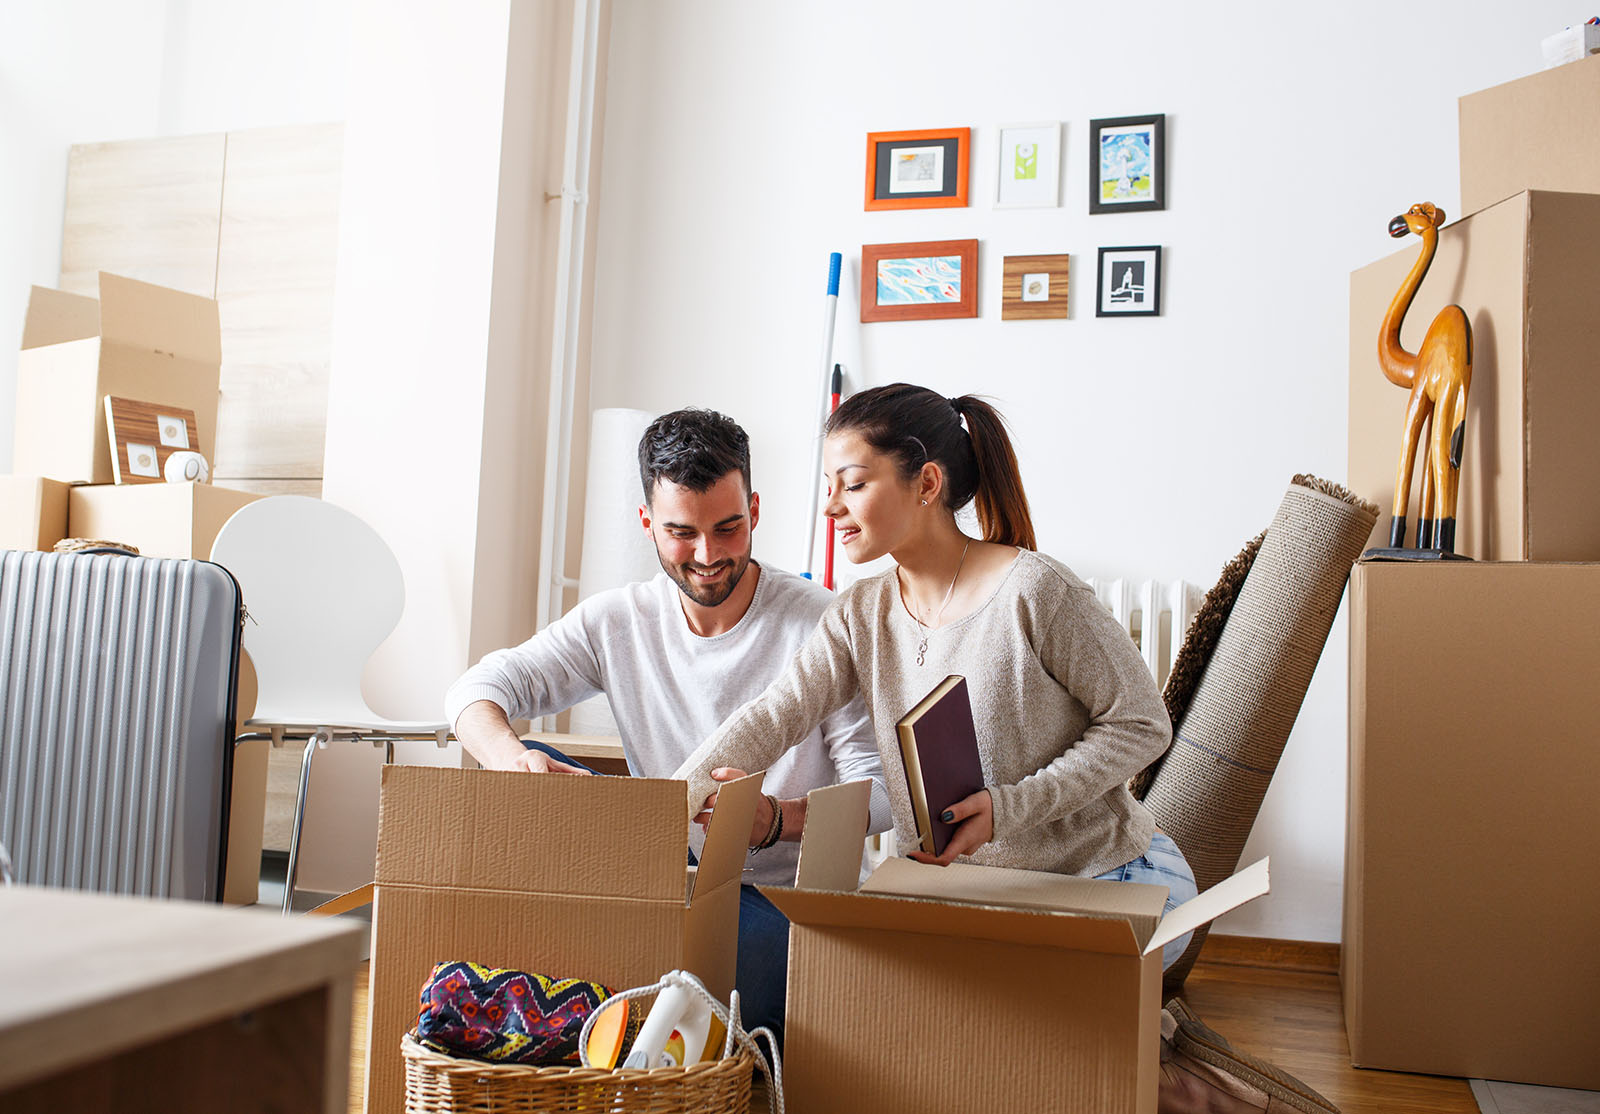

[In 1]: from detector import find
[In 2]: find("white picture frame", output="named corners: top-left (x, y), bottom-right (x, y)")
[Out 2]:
top-left (995, 121), bottom-right (1062, 209)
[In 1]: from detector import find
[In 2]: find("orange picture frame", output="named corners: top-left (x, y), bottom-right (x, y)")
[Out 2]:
top-left (860, 239), bottom-right (979, 323)
top-left (864, 128), bottom-right (970, 211)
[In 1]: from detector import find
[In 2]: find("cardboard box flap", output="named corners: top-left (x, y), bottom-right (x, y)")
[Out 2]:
top-left (687, 769), bottom-right (762, 904)
top-left (863, 857), bottom-right (1167, 943)
top-left (794, 779), bottom-right (872, 892)
top-left (95, 272), bottom-right (221, 365)
top-left (21, 286), bottom-right (100, 350)
top-left (1144, 858), bottom-right (1270, 958)
top-left (765, 885), bottom-right (1143, 955)
top-left (375, 766), bottom-right (688, 901)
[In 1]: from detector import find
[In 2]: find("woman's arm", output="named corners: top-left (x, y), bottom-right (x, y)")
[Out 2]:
top-left (672, 602), bottom-right (862, 821)
top-left (986, 583), bottom-right (1172, 840)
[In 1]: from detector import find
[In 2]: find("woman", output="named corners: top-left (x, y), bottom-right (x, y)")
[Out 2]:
top-left (672, 382), bottom-right (1198, 969)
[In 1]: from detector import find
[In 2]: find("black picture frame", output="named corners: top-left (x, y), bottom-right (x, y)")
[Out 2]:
top-left (1088, 114), bottom-right (1165, 214)
top-left (1096, 245), bottom-right (1162, 317)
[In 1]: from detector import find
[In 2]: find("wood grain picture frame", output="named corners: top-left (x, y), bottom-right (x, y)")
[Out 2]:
top-left (861, 239), bottom-right (979, 322)
top-left (1002, 254), bottom-right (1070, 320)
top-left (104, 396), bottom-right (200, 483)
top-left (1096, 245), bottom-right (1162, 317)
top-left (1089, 114), bottom-right (1165, 214)
top-left (865, 128), bottom-right (970, 211)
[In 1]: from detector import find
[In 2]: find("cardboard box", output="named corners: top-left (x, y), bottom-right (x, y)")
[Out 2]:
top-left (1460, 53), bottom-right (1600, 215)
top-left (1348, 190), bottom-right (1600, 560)
top-left (363, 765), bottom-right (760, 1114)
top-left (0, 476), bottom-right (70, 551)
top-left (15, 272), bottom-right (220, 485)
top-left (68, 482), bottom-right (257, 560)
top-left (766, 781), bottom-right (1268, 1114)
top-left (1344, 560), bottom-right (1600, 1088)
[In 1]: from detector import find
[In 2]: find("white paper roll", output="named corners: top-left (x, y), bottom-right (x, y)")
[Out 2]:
top-left (570, 408), bottom-right (661, 738)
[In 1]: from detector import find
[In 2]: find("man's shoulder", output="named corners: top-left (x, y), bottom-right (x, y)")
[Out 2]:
top-left (750, 563), bottom-right (834, 622)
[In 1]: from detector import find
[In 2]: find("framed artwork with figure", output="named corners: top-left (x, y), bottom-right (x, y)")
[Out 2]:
top-left (1089, 114), bottom-right (1165, 214)
top-left (1096, 245), bottom-right (1162, 317)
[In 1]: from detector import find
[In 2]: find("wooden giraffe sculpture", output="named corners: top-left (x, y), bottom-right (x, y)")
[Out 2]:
top-left (1379, 202), bottom-right (1473, 553)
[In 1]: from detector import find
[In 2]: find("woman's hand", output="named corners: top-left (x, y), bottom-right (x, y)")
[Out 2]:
top-left (908, 788), bottom-right (993, 867)
top-left (693, 767), bottom-right (767, 839)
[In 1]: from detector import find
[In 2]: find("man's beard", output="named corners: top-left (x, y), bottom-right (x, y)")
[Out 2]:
top-left (660, 551), bottom-right (750, 607)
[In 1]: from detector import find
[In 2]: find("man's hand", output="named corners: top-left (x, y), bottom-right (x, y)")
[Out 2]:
top-left (908, 788), bottom-right (993, 867)
top-left (509, 747), bottom-right (593, 776)
top-left (455, 699), bottom-right (592, 774)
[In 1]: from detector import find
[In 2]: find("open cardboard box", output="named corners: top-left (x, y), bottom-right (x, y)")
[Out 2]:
top-left (1348, 189), bottom-right (1600, 561)
top-left (14, 273), bottom-right (220, 485)
top-left (766, 781), bottom-right (1269, 1114)
top-left (362, 764), bottom-right (761, 1114)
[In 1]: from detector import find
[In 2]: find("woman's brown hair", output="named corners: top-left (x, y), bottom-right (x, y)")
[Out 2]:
top-left (825, 382), bottom-right (1036, 550)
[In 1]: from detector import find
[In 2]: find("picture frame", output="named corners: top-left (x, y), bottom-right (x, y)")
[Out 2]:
top-left (1095, 245), bottom-right (1162, 317)
top-left (104, 396), bottom-right (200, 483)
top-left (995, 122), bottom-right (1061, 209)
top-left (1089, 114), bottom-right (1165, 214)
top-left (860, 239), bottom-right (979, 322)
top-left (1001, 254), bottom-right (1070, 320)
top-left (864, 128), bottom-right (970, 211)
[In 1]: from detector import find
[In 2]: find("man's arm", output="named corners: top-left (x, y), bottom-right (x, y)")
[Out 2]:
top-left (444, 600), bottom-right (610, 774)
top-left (454, 699), bottom-right (592, 774)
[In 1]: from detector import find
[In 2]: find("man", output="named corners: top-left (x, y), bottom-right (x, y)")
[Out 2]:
top-left (445, 407), bottom-right (891, 1043)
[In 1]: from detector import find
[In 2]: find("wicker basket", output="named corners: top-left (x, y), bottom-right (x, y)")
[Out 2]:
top-left (401, 1033), bottom-right (756, 1114)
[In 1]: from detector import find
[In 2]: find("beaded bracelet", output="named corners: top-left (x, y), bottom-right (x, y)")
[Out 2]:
top-left (754, 794), bottom-right (783, 851)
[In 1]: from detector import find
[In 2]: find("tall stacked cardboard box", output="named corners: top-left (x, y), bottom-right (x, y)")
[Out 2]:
top-left (1342, 57), bottom-right (1600, 1090)
top-left (5, 272), bottom-right (265, 905)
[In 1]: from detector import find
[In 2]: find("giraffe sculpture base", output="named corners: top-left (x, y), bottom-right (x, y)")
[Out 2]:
top-left (1360, 547), bottom-right (1474, 562)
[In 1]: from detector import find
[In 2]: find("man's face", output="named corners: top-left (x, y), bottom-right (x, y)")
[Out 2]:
top-left (640, 471), bottom-right (759, 608)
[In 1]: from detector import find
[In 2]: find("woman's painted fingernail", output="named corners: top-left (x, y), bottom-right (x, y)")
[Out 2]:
top-left (940, 810), bottom-right (955, 823)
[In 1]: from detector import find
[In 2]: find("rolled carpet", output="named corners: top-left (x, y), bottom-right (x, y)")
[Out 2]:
top-left (1141, 474), bottom-right (1378, 989)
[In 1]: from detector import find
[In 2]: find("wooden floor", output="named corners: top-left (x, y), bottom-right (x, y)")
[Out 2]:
top-left (346, 937), bottom-right (1479, 1114)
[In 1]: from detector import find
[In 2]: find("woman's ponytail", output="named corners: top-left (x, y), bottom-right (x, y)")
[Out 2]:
top-left (951, 395), bottom-right (1036, 550)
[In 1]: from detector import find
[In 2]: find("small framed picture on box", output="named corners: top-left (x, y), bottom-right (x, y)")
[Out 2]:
top-left (860, 239), bottom-right (979, 322)
top-left (864, 128), bottom-right (970, 211)
top-left (995, 122), bottom-right (1061, 209)
top-left (1089, 114), bottom-right (1165, 214)
top-left (1096, 245), bottom-right (1162, 317)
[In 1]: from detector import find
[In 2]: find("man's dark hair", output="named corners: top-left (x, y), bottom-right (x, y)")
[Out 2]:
top-left (637, 408), bottom-right (752, 505)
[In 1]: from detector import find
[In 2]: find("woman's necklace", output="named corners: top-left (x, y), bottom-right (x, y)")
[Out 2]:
top-left (903, 539), bottom-right (970, 667)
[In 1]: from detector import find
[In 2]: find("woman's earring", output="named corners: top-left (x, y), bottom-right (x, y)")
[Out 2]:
top-left (921, 499), bottom-right (928, 506)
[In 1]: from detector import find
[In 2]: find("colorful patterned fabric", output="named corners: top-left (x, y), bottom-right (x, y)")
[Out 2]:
top-left (416, 961), bottom-right (615, 1065)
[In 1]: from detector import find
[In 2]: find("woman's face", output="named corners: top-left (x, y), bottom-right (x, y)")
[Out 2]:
top-left (822, 431), bottom-right (923, 563)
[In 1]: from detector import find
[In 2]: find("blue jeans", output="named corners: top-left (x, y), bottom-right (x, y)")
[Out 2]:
top-left (1095, 831), bottom-right (1198, 971)
top-left (528, 740), bottom-right (790, 1046)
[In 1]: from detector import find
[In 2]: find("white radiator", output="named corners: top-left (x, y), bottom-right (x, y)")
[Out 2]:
top-left (1083, 577), bottom-right (1203, 689)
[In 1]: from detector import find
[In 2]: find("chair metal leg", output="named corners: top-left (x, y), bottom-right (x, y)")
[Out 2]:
top-left (282, 730), bottom-right (330, 915)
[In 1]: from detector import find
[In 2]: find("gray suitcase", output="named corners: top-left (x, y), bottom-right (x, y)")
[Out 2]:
top-left (0, 549), bottom-right (242, 901)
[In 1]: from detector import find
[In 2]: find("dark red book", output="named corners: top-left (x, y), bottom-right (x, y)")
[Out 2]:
top-left (895, 675), bottom-right (986, 857)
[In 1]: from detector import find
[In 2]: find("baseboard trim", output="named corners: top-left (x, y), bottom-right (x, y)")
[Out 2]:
top-left (1196, 934), bottom-right (1340, 976)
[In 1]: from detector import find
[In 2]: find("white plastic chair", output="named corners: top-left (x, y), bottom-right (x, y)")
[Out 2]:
top-left (210, 495), bottom-right (449, 913)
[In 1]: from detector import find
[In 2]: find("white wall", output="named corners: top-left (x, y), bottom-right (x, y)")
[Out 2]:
top-left (589, 1), bottom-right (1591, 940)
top-left (0, 0), bottom-right (350, 469)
